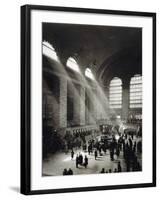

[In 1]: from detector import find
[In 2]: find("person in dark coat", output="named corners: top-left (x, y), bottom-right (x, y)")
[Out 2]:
top-left (99, 147), bottom-right (102, 156)
top-left (100, 168), bottom-right (105, 173)
top-left (63, 168), bottom-right (68, 175)
top-left (128, 137), bottom-right (133, 149)
top-left (71, 149), bottom-right (74, 160)
top-left (116, 146), bottom-right (120, 157)
top-left (88, 145), bottom-right (91, 155)
top-left (114, 168), bottom-right (117, 173)
top-left (117, 161), bottom-right (122, 172)
top-left (133, 141), bottom-right (137, 153)
top-left (94, 150), bottom-right (98, 160)
top-left (67, 168), bottom-right (73, 175)
top-left (110, 141), bottom-right (115, 161)
top-left (76, 154), bottom-right (79, 168)
top-left (79, 153), bottom-right (83, 165)
top-left (84, 155), bottom-right (88, 168)
top-left (109, 169), bottom-right (112, 173)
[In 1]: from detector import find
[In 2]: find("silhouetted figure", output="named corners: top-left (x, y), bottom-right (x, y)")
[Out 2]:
top-left (103, 146), bottom-right (107, 154)
top-left (94, 150), bottom-right (98, 160)
top-left (124, 143), bottom-right (131, 172)
top-left (132, 156), bottom-right (141, 171)
top-left (71, 149), bottom-right (74, 160)
top-left (110, 141), bottom-right (115, 161)
top-left (100, 168), bottom-right (105, 173)
top-left (110, 149), bottom-right (114, 161)
top-left (128, 137), bottom-right (133, 149)
top-left (131, 133), bottom-right (134, 140)
top-left (106, 170), bottom-right (108, 173)
top-left (84, 155), bottom-right (88, 168)
top-left (109, 169), bottom-right (112, 173)
top-left (68, 168), bottom-right (73, 175)
top-left (114, 168), bottom-right (117, 173)
top-left (116, 146), bottom-right (120, 157)
top-left (133, 141), bottom-right (137, 153)
top-left (76, 154), bottom-right (79, 168)
top-left (118, 137), bottom-right (122, 151)
top-left (63, 168), bottom-right (68, 175)
top-left (83, 143), bottom-right (87, 151)
top-left (122, 139), bottom-right (126, 158)
top-left (88, 145), bottom-right (90, 155)
top-left (118, 161), bottom-right (122, 172)
top-left (79, 153), bottom-right (83, 165)
top-left (126, 159), bottom-right (131, 172)
top-left (137, 141), bottom-right (142, 153)
top-left (99, 147), bottom-right (102, 156)
top-left (136, 162), bottom-right (141, 171)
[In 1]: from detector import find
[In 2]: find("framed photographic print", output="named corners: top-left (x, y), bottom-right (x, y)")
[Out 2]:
top-left (21, 4), bottom-right (156, 195)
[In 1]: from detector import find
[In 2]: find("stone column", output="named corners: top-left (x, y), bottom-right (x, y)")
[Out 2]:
top-left (103, 86), bottom-right (110, 120)
top-left (122, 77), bottom-right (130, 121)
top-left (72, 84), bottom-right (79, 126)
top-left (79, 86), bottom-right (85, 126)
top-left (96, 88), bottom-right (102, 121)
top-left (43, 76), bottom-right (60, 129)
top-left (59, 76), bottom-right (67, 128)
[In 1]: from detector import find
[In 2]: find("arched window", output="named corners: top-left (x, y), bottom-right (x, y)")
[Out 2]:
top-left (66, 57), bottom-right (80, 73)
top-left (85, 68), bottom-right (95, 80)
top-left (130, 74), bottom-right (142, 108)
top-left (42, 41), bottom-right (59, 62)
top-left (109, 77), bottom-right (122, 109)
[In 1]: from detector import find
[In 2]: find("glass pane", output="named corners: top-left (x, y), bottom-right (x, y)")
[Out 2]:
top-left (109, 77), bottom-right (122, 109)
top-left (130, 75), bottom-right (142, 108)
top-left (66, 57), bottom-right (80, 73)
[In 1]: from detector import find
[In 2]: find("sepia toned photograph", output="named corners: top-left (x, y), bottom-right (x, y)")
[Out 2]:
top-left (42, 23), bottom-right (142, 177)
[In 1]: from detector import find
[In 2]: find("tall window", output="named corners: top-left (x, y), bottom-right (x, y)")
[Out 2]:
top-left (42, 41), bottom-right (59, 62)
top-left (66, 57), bottom-right (80, 73)
top-left (109, 77), bottom-right (122, 109)
top-left (85, 68), bottom-right (95, 80)
top-left (130, 74), bottom-right (142, 108)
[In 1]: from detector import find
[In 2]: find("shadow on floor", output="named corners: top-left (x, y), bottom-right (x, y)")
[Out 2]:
top-left (9, 186), bottom-right (19, 193)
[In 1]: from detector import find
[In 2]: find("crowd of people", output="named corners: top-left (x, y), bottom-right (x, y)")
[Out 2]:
top-left (61, 124), bottom-right (142, 175)
top-left (116, 134), bottom-right (142, 172)
top-left (63, 168), bottom-right (73, 175)
top-left (62, 150), bottom-right (89, 175)
top-left (63, 129), bottom-right (98, 152)
top-left (100, 161), bottom-right (122, 173)
top-left (75, 153), bottom-right (88, 168)
top-left (94, 133), bottom-right (142, 172)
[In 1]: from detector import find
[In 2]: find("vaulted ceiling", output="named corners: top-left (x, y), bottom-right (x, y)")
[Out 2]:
top-left (43, 23), bottom-right (142, 84)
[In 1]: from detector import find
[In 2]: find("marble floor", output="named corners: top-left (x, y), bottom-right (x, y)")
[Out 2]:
top-left (42, 148), bottom-right (142, 176)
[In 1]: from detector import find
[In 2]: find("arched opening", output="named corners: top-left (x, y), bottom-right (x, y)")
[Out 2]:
top-left (109, 77), bottom-right (122, 109)
top-left (66, 57), bottom-right (80, 73)
top-left (130, 74), bottom-right (142, 108)
top-left (85, 68), bottom-right (95, 80)
top-left (42, 41), bottom-right (59, 62)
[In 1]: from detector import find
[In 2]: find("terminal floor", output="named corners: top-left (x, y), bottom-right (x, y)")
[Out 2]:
top-left (43, 149), bottom-right (142, 176)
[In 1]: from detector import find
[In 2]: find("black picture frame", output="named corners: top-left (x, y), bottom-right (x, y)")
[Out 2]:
top-left (21, 4), bottom-right (156, 195)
